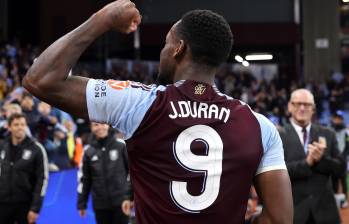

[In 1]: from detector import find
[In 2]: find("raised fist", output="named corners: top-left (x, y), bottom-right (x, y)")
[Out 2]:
top-left (97, 0), bottom-right (141, 33)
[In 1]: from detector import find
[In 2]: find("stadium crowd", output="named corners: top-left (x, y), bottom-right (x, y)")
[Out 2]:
top-left (0, 41), bottom-right (348, 169)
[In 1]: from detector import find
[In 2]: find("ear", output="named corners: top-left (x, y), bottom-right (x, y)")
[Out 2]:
top-left (311, 104), bottom-right (316, 114)
top-left (173, 40), bottom-right (186, 58)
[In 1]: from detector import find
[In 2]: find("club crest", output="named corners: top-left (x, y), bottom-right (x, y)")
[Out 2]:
top-left (22, 150), bottom-right (32, 160)
top-left (109, 150), bottom-right (118, 161)
top-left (194, 84), bottom-right (206, 95)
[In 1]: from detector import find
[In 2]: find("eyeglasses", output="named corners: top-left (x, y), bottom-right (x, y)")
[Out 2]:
top-left (290, 102), bottom-right (314, 109)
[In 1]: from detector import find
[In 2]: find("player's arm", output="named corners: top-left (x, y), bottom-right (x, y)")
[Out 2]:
top-left (251, 113), bottom-right (293, 223)
top-left (22, 0), bottom-right (141, 118)
top-left (252, 170), bottom-right (293, 224)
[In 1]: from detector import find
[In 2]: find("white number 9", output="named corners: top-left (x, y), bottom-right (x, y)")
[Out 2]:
top-left (170, 125), bottom-right (223, 213)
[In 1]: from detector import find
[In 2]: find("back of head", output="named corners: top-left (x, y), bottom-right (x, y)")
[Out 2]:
top-left (176, 10), bottom-right (233, 67)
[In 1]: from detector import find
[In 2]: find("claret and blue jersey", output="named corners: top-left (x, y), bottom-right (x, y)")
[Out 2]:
top-left (86, 79), bottom-right (286, 224)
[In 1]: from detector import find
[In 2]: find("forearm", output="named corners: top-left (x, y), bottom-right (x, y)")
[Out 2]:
top-left (253, 170), bottom-right (293, 224)
top-left (31, 195), bottom-right (44, 213)
top-left (77, 176), bottom-right (91, 209)
top-left (77, 191), bottom-right (89, 209)
top-left (250, 210), bottom-right (281, 224)
top-left (23, 12), bottom-right (107, 92)
top-left (251, 211), bottom-right (269, 224)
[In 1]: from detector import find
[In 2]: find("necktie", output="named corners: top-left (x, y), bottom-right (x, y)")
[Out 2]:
top-left (302, 127), bottom-right (307, 146)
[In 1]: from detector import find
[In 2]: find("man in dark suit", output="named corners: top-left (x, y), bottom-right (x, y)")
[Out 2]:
top-left (279, 89), bottom-right (346, 224)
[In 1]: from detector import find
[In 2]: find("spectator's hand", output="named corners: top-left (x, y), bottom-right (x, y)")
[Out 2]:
top-left (313, 141), bottom-right (325, 161)
top-left (308, 142), bottom-right (325, 162)
top-left (97, 0), bottom-right (141, 34)
top-left (305, 150), bottom-right (315, 166)
top-left (121, 200), bottom-right (133, 216)
top-left (27, 210), bottom-right (38, 224)
top-left (79, 209), bottom-right (86, 217)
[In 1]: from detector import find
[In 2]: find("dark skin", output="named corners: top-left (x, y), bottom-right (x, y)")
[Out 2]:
top-left (23, 1), bottom-right (293, 223)
top-left (23, 0), bottom-right (141, 118)
top-left (252, 171), bottom-right (293, 224)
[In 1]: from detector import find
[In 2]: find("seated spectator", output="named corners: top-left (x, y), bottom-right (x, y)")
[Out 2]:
top-left (20, 92), bottom-right (40, 135)
top-left (37, 101), bottom-right (58, 150)
top-left (51, 126), bottom-right (71, 170)
top-left (36, 101), bottom-right (71, 170)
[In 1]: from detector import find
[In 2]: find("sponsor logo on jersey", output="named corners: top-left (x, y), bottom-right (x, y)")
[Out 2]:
top-left (94, 80), bottom-right (107, 98)
top-left (22, 150), bottom-right (32, 160)
top-left (109, 150), bottom-right (118, 161)
top-left (194, 84), bottom-right (206, 95)
top-left (107, 80), bottom-right (130, 90)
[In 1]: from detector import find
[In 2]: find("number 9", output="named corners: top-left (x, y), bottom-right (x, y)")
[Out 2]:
top-left (170, 125), bottom-right (223, 213)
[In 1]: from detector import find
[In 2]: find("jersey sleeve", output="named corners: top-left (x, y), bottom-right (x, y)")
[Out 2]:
top-left (86, 79), bottom-right (165, 139)
top-left (254, 112), bottom-right (287, 175)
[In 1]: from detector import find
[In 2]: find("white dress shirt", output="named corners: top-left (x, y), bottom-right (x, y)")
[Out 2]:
top-left (290, 119), bottom-right (311, 153)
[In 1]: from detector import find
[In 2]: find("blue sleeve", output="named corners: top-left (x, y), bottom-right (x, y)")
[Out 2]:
top-left (86, 79), bottom-right (165, 139)
top-left (254, 112), bottom-right (287, 175)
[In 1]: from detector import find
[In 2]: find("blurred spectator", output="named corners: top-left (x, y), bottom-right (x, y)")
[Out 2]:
top-left (36, 101), bottom-right (72, 170)
top-left (77, 122), bottom-right (132, 224)
top-left (64, 120), bottom-right (76, 162)
top-left (0, 103), bottom-right (23, 138)
top-left (0, 76), bottom-right (7, 100)
top-left (50, 126), bottom-right (70, 170)
top-left (20, 92), bottom-right (39, 135)
top-left (36, 101), bottom-right (59, 148)
top-left (331, 111), bottom-right (349, 208)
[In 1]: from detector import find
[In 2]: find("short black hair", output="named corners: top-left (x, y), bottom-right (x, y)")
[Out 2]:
top-left (176, 10), bottom-right (233, 67)
top-left (8, 113), bottom-right (26, 126)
